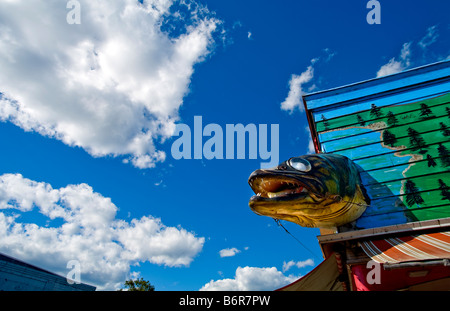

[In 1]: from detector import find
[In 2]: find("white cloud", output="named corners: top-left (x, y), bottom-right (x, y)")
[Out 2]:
top-left (0, 173), bottom-right (205, 290)
top-left (0, 0), bottom-right (220, 169)
top-left (219, 247), bottom-right (241, 258)
top-left (378, 58), bottom-right (404, 77)
top-left (280, 49), bottom-right (335, 114)
top-left (323, 48), bottom-right (336, 62)
top-left (280, 66), bottom-right (314, 114)
top-left (376, 25), bottom-right (447, 78)
top-left (282, 259), bottom-right (314, 273)
top-left (305, 126), bottom-right (316, 154)
top-left (200, 266), bottom-right (298, 291)
top-left (376, 42), bottom-right (412, 77)
top-left (419, 25), bottom-right (439, 49)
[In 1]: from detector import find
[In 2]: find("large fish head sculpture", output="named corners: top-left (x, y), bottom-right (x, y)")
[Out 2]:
top-left (248, 154), bottom-right (369, 228)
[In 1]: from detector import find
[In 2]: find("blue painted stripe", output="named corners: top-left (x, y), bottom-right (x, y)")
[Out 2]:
top-left (305, 60), bottom-right (450, 110)
top-left (312, 83), bottom-right (450, 122)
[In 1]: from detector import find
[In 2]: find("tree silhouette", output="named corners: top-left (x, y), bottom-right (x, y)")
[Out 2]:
top-left (405, 180), bottom-right (424, 207)
top-left (386, 111), bottom-right (398, 126)
top-left (321, 115), bottom-right (329, 130)
top-left (426, 154), bottom-right (437, 167)
top-left (370, 104), bottom-right (383, 118)
top-left (419, 103), bottom-right (433, 118)
top-left (407, 127), bottom-right (427, 153)
top-left (439, 122), bottom-right (450, 136)
top-left (438, 179), bottom-right (450, 201)
top-left (437, 143), bottom-right (450, 167)
top-left (118, 278), bottom-right (155, 291)
top-left (383, 129), bottom-right (397, 147)
top-left (356, 114), bottom-right (366, 126)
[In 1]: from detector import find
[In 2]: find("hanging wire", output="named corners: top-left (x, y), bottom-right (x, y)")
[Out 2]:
top-left (273, 218), bottom-right (320, 260)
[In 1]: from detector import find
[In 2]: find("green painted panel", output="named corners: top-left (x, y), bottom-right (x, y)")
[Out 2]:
top-left (330, 135), bottom-right (449, 160)
top-left (312, 93), bottom-right (450, 229)
top-left (365, 172), bottom-right (449, 198)
top-left (354, 141), bottom-right (450, 168)
top-left (320, 114), bottom-right (448, 149)
top-left (316, 93), bottom-right (450, 133)
top-left (359, 158), bottom-right (444, 183)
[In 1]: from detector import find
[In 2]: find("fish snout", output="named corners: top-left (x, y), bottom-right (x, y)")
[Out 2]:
top-left (248, 169), bottom-right (273, 186)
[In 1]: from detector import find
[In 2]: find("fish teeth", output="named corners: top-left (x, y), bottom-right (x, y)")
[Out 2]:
top-left (268, 192), bottom-right (277, 198)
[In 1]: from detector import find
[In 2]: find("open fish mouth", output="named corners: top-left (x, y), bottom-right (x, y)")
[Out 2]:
top-left (247, 154), bottom-right (370, 228)
top-left (248, 173), bottom-right (311, 202)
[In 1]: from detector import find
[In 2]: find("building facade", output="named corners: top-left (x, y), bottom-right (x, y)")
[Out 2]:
top-left (281, 60), bottom-right (450, 291)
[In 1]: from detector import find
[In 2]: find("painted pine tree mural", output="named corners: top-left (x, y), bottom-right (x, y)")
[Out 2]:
top-left (437, 143), bottom-right (450, 167)
top-left (382, 129), bottom-right (397, 147)
top-left (438, 179), bottom-right (450, 201)
top-left (321, 115), bottom-right (329, 130)
top-left (419, 103), bottom-right (433, 118)
top-left (386, 111), bottom-right (398, 126)
top-left (356, 114), bottom-right (366, 126)
top-left (426, 154), bottom-right (437, 167)
top-left (439, 122), bottom-right (450, 136)
top-left (407, 127), bottom-right (427, 153)
top-left (370, 103), bottom-right (383, 118)
top-left (405, 180), bottom-right (424, 207)
top-left (311, 90), bottom-right (450, 227)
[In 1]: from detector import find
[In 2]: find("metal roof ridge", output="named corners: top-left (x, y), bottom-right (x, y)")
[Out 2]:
top-left (303, 59), bottom-right (450, 100)
top-left (317, 217), bottom-right (450, 244)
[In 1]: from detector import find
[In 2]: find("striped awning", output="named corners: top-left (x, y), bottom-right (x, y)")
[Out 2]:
top-left (360, 231), bottom-right (450, 264)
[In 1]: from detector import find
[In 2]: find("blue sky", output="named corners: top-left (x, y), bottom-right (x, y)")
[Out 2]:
top-left (0, 0), bottom-right (449, 291)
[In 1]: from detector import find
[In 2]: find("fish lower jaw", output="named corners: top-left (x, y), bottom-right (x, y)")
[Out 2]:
top-left (257, 187), bottom-right (308, 199)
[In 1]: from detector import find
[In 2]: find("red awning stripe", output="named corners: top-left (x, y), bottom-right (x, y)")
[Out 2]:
top-left (361, 240), bottom-right (402, 263)
top-left (388, 237), bottom-right (440, 260)
top-left (360, 231), bottom-right (450, 264)
top-left (414, 232), bottom-right (450, 252)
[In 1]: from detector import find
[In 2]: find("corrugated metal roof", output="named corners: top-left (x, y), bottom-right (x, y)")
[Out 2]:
top-left (0, 252), bottom-right (96, 291)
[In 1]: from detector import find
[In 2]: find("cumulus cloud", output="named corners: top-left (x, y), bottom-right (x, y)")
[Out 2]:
top-left (376, 42), bottom-right (412, 77)
top-left (0, 0), bottom-right (220, 169)
top-left (200, 266), bottom-right (298, 291)
top-left (282, 259), bottom-right (314, 273)
top-left (219, 247), bottom-right (241, 258)
top-left (376, 25), bottom-right (446, 78)
top-left (0, 173), bottom-right (205, 290)
top-left (280, 66), bottom-right (314, 113)
top-left (280, 48), bottom-right (335, 114)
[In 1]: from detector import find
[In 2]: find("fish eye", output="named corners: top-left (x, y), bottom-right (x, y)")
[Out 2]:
top-left (288, 157), bottom-right (312, 172)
